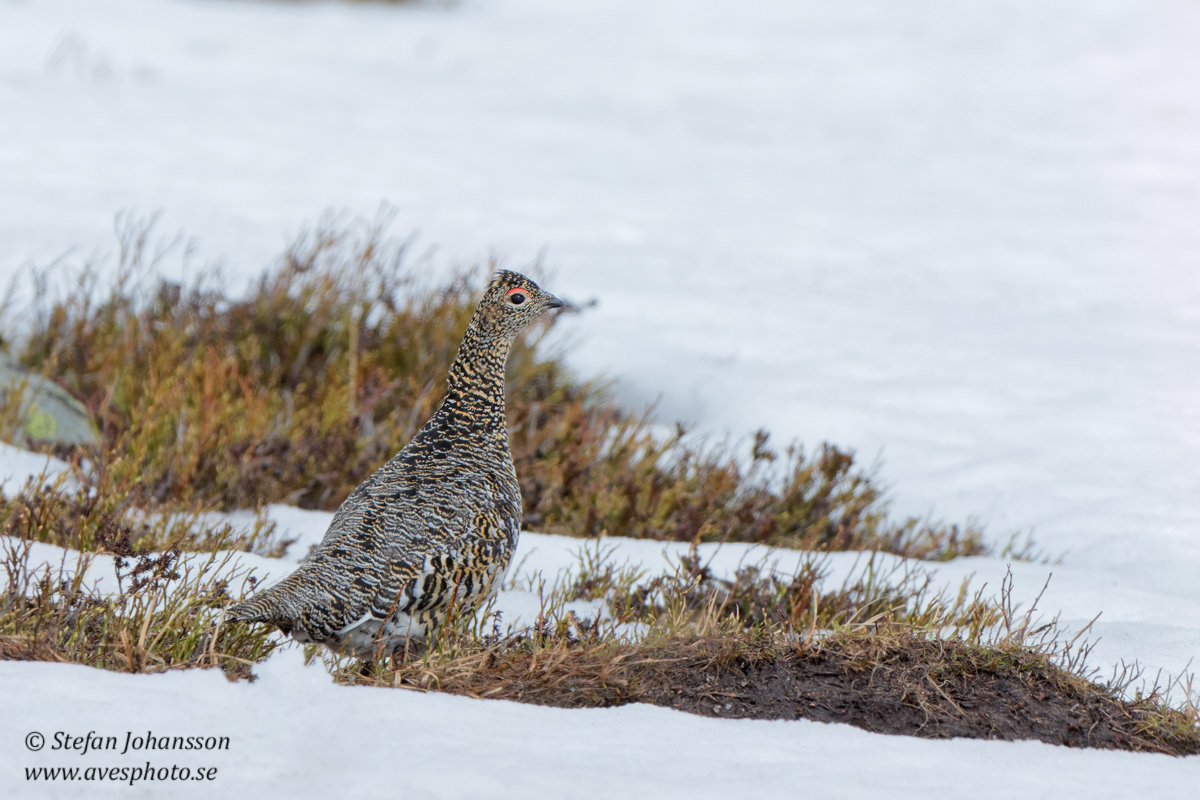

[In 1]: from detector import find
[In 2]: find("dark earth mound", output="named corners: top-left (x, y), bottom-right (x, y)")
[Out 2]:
top-left (364, 633), bottom-right (1197, 756)
top-left (636, 638), bottom-right (1196, 756)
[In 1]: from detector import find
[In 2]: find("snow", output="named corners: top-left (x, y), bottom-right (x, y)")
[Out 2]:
top-left (0, 0), bottom-right (1197, 796)
top-left (5, 505), bottom-right (1198, 798)
top-left (0, 443), bottom-right (72, 498)
top-left (7, 650), bottom-right (1200, 800)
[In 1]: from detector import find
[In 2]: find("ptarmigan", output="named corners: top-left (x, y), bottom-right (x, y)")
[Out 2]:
top-left (226, 271), bottom-right (563, 657)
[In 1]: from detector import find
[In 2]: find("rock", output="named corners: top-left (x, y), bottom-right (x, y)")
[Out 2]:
top-left (0, 353), bottom-right (100, 447)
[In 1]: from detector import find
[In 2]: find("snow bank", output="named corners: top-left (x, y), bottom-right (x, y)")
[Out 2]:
top-left (5, 649), bottom-right (1198, 800)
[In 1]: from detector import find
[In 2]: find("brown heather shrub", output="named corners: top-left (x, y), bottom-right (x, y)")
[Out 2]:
top-left (562, 544), bottom-right (1001, 636)
top-left (0, 474), bottom-right (284, 677)
top-left (0, 474), bottom-right (292, 557)
top-left (6, 212), bottom-right (987, 559)
top-left (0, 529), bottom-right (276, 679)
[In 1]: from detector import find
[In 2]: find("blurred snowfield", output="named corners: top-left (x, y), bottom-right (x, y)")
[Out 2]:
top-left (1, 0), bottom-right (1198, 796)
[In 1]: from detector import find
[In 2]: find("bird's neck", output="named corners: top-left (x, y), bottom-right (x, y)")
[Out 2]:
top-left (440, 318), bottom-right (513, 435)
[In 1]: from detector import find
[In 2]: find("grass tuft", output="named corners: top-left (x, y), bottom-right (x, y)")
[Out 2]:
top-left (1, 472), bottom-right (291, 558)
top-left (561, 541), bottom-right (1000, 636)
top-left (0, 532), bottom-right (275, 680)
top-left (334, 552), bottom-right (1200, 755)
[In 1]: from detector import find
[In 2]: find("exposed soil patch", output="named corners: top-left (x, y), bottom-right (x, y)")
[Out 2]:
top-left (348, 632), bottom-right (1199, 756)
top-left (637, 637), bottom-right (1195, 755)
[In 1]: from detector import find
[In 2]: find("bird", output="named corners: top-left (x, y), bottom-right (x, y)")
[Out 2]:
top-left (226, 270), bottom-right (563, 658)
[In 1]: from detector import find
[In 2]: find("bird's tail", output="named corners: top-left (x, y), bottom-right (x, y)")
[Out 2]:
top-left (225, 590), bottom-right (286, 626)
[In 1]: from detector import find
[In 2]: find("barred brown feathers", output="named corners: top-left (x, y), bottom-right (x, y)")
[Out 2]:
top-left (226, 271), bottom-right (563, 657)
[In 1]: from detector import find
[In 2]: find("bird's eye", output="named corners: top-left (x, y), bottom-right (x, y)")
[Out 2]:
top-left (506, 288), bottom-right (527, 306)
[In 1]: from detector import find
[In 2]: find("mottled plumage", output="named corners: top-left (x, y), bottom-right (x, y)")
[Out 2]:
top-left (226, 271), bottom-right (563, 656)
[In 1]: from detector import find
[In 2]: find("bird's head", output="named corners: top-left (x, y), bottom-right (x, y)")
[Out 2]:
top-left (477, 270), bottom-right (564, 336)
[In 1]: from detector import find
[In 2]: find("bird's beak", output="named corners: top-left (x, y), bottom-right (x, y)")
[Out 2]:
top-left (545, 295), bottom-right (565, 309)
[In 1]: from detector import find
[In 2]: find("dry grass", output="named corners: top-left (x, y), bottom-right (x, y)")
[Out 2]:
top-left (0, 528), bottom-right (275, 680)
top-left (334, 562), bottom-right (1200, 755)
top-left (0, 472), bottom-right (291, 557)
top-left (339, 628), bottom-right (1198, 755)
top-left (560, 541), bottom-right (1000, 635)
top-left (6, 213), bottom-right (991, 560)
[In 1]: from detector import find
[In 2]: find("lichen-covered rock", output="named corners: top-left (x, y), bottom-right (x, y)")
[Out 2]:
top-left (0, 354), bottom-right (99, 447)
